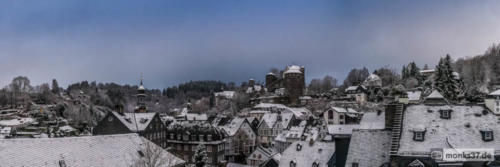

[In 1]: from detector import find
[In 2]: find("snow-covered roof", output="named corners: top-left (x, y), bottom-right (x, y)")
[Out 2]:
top-left (111, 112), bottom-right (156, 132)
top-left (0, 134), bottom-right (184, 167)
top-left (260, 113), bottom-right (294, 129)
top-left (419, 69), bottom-right (435, 73)
top-left (186, 113), bottom-right (208, 121)
top-left (407, 91), bottom-right (422, 101)
top-left (359, 112), bottom-right (385, 130)
top-left (398, 105), bottom-right (500, 155)
top-left (0, 117), bottom-right (34, 127)
top-left (58, 125), bottom-right (76, 132)
top-left (248, 146), bottom-right (280, 161)
top-left (489, 89), bottom-right (500, 96)
top-left (227, 163), bottom-right (252, 167)
top-left (345, 129), bottom-right (391, 167)
top-left (138, 85), bottom-right (145, 91)
top-left (426, 90), bottom-right (444, 99)
top-left (363, 74), bottom-right (382, 87)
top-left (345, 86), bottom-right (358, 92)
top-left (285, 107), bottom-right (311, 119)
top-left (329, 107), bottom-right (358, 114)
top-left (284, 65), bottom-right (302, 74)
top-left (254, 103), bottom-right (287, 109)
top-left (220, 118), bottom-right (247, 136)
top-left (214, 91), bottom-right (236, 99)
top-left (0, 127), bottom-right (11, 134)
top-left (249, 110), bottom-right (270, 114)
top-left (276, 126), bottom-right (306, 142)
top-left (279, 141), bottom-right (335, 167)
top-left (327, 124), bottom-right (360, 135)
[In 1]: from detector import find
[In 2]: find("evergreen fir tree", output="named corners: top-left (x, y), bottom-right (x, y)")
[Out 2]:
top-left (435, 55), bottom-right (462, 101)
top-left (192, 144), bottom-right (208, 167)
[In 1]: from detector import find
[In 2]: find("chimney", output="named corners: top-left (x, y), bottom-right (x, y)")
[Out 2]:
top-left (309, 138), bottom-right (314, 146)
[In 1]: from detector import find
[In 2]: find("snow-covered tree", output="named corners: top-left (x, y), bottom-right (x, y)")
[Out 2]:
top-left (192, 143), bottom-right (208, 167)
top-left (435, 55), bottom-right (463, 101)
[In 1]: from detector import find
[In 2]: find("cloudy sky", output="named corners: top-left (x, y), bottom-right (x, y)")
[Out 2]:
top-left (1, 0), bottom-right (500, 89)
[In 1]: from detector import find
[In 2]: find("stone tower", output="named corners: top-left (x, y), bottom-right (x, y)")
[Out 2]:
top-left (283, 65), bottom-right (305, 105)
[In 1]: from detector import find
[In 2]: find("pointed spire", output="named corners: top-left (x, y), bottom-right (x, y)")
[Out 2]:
top-left (140, 72), bottom-right (143, 86)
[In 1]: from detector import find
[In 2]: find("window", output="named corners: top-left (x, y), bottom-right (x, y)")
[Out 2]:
top-left (208, 135), bottom-right (212, 141)
top-left (170, 133), bottom-right (174, 139)
top-left (207, 146), bottom-right (212, 153)
top-left (482, 131), bottom-right (494, 141)
top-left (439, 110), bottom-right (452, 119)
top-left (328, 110), bottom-right (333, 119)
top-left (352, 163), bottom-right (359, 167)
top-left (413, 131), bottom-right (425, 141)
top-left (312, 162), bottom-right (319, 167)
top-left (339, 115), bottom-right (344, 119)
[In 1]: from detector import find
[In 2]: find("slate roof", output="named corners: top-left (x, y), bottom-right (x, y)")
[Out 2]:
top-left (279, 141), bottom-right (336, 167)
top-left (111, 112), bottom-right (156, 132)
top-left (0, 134), bottom-right (185, 167)
top-left (345, 129), bottom-right (391, 167)
top-left (398, 105), bottom-right (500, 155)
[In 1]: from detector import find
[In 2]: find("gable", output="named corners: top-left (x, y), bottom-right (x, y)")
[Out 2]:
top-left (93, 112), bottom-right (132, 135)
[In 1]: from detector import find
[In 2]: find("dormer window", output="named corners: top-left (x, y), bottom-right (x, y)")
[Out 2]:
top-left (290, 161), bottom-right (297, 167)
top-left (352, 163), bottom-right (359, 167)
top-left (312, 162), bottom-right (319, 167)
top-left (413, 131), bottom-right (425, 141)
top-left (296, 143), bottom-right (302, 151)
top-left (439, 109), bottom-right (452, 119)
top-left (481, 131), bottom-right (494, 142)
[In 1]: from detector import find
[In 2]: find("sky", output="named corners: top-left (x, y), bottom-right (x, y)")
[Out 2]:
top-left (1, 0), bottom-right (500, 89)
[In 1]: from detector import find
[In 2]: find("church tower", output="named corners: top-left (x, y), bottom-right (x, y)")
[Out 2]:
top-left (136, 74), bottom-right (147, 113)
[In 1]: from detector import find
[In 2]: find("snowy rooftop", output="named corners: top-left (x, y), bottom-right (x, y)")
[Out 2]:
top-left (329, 107), bottom-right (358, 114)
top-left (260, 113), bottom-right (294, 129)
top-left (359, 112), bottom-right (385, 130)
top-left (489, 89), bottom-right (500, 96)
top-left (248, 146), bottom-right (279, 161)
top-left (254, 103), bottom-right (287, 109)
top-left (327, 124), bottom-right (360, 135)
top-left (0, 134), bottom-right (184, 167)
top-left (214, 91), bottom-right (236, 99)
top-left (111, 112), bottom-right (156, 132)
top-left (0, 117), bottom-right (35, 127)
top-left (186, 113), bottom-right (208, 121)
top-left (407, 91), bottom-right (422, 102)
top-left (284, 65), bottom-right (302, 74)
top-left (419, 69), bottom-right (435, 73)
top-left (279, 141), bottom-right (335, 167)
top-left (284, 107), bottom-right (311, 119)
top-left (345, 129), bottom-right (391, 167)
top-left (398, 105), bottom-right (500, 155)
top-left (426, 90), bottom-right (444, 99)
top-left (220, 118), bottom-right (247, 136)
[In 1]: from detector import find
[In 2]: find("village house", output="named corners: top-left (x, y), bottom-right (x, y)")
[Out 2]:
top-left (219, 117), bottom-right (257, 163)
top-left (0, 134), bottom-right (185, 167)
top-left (257, 112), bottom-right (296, 147)
top-left (323, 106), bottom-right (360, 125)
top-left (93, 111), bottom-right (167, 148)
top-left (344, 85), bottom-right (368, 104)
top-left (165, 121), bottom-right (226, 166)
top-left (485, 89), bottom-right (500, 115)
